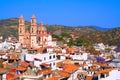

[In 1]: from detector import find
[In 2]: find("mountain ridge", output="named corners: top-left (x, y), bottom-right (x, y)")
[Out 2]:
top-left (0, 18), bottom-right (120, 46)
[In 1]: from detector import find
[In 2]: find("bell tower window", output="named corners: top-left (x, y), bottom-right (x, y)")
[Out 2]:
top-left (32, 19), bottom-right (34, 24)
top-left (38, 37), bottom-right (40, 41)
top-left (32, 28), bottom-right (33, 33)
top-left (20, 28), bottom-right (22, 33)
top-left (20, 19), bottom-right (22, 24)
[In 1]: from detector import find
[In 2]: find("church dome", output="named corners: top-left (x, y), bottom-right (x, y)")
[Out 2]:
top-left (38, 22), bottom-right (47, 31)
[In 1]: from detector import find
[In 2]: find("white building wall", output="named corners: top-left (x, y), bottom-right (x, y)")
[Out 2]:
top-left (47, 35), bottom-right (52, 41)
top-left (2, 73), bottom-right (6, 80)
top-left (82, 53), bottom-right (88, 60)
top-left (60, 56), bottom-right (66, 60)
top-left (33, 53), bottom-right (57, 70)
top-left (68, 68), bottom-right (82, 80)
top-left (34, 60), bottom-right (42, 67)
top-left (47, 48), bottom-right (54, 52)
top-left (62, 49), bottom-right (66, 53)
top-left (25, 52), bottom-right (57, 70)
top-left (72, 53), bottom-right (88, 60)
top-left (101, 69), bottom-right (120, 80)
top-left (25, 54), bottom-right (35, 61)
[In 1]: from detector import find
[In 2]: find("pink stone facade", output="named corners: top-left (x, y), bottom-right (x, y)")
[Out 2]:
top-left (18, 15), bottom-right (52, 48)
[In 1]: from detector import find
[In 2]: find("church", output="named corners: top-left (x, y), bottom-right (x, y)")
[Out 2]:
top-left (18, 15), bottom-right (55, 48)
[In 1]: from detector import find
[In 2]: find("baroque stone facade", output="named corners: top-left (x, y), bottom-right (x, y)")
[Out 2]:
top-left (18, 15), bottom-right (52, 48)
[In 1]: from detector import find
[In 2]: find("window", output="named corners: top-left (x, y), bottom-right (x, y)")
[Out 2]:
top-left (45, 39), bottom-right (46, 41)
top-left (53, 62), bottom-right (55, 66)
top-left (49, 56), bottom-right (51, 59)
top-left (20, 28), bottom-right (22, 33)
top-left (32, 19), bottom-right (34, 23)
top-left (53, 55), bottom-right (55, 58)
top-left (100, 73), bottom-right (105, 78)
top-left (74, 62), bottom-right (79, 65)
top-left (32, 28), bottom-right (33, 33)
top-left (44, 57), bottom-right (46, 60)
top-left (50, 63), bottom-right (51, 67)
top-left (88, 67), bottom-right (90, 69)
top-left (20, 20), bottom-right (22, 24)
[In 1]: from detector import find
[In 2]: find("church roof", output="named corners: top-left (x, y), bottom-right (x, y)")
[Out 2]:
top-left (38, 22), bottom-right (47, 31)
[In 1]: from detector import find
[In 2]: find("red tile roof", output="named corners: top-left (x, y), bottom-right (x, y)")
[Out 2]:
top-left (63, 64), bottom-right (79, 73)
top-left (0, 50), bottom-right (5, 55)
top-left (16, 66), bottom-right (26, 71)
top-left (40, 69), bottom-right (52, 75)
top-left (11, 68), bottom-right (16, 73)
top-left (6, 54), bottom-right (18, 60)
top-left (6, 72), bottom-right (19, 80)
top-left (25, 60), bottom-right (32, 62)
top-left (95, 68), bottom-right (114, 76)
top-left (40, 63), bottom-right (50, 67)
top-left (46, 46), bottom-right (53, 48)
top-left (37, 48), bottom-right (44, 53)
top-left (86, 76), bottom-right (93, 80)
top-left (34, 58), bottom-right (42, 61)
top-left (19, 61), bottom-right (29, 68)
top-left (59, 71), bottom-right (70, 77)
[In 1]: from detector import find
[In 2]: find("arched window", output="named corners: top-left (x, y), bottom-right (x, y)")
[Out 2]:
top-left (20, 28), bottom-right (22, 33)
top-left (32, 28), bottom-right (33, 33)
top-left (45, 39), bottom-right (46, 41)
top-left (49, 56), bottom-right (51, 59)
top-left (38, 37), bottom-right (40, 41)
top-left (20, 19), bottom-right (22, 24)
top-left (31, 19), bottom-right (34, 23)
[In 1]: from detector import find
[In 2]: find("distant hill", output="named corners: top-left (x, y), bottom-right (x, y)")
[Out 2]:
top-left (0, 18), bottom-right (120, 46)
top-left (76, 26), bottom-right (111, 31)
top-left (90, 26), bottom-right (113, 31)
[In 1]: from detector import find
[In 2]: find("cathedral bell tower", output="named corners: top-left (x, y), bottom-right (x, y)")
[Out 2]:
top-left (30, 15), bottom-right (37, 48)
top-left (18, 15), bottom-right (25, 44)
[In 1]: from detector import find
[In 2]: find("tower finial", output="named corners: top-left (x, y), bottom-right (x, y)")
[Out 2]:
top-left (20, 15), bottom-right (24, 18)
top-left (31, 14), bottom-right (36, 18)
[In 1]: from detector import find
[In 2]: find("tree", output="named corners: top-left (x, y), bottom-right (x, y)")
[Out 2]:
top-left (61, 32), bottom-right (71, 38)
top-left (68, 39), bottom-right (74, 47)
top-left (75, 37), bottom-right (84, 46)
top-left (52, 34), bottom-right (62, 41)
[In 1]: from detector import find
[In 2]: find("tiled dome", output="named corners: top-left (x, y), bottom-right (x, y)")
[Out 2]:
top-left (38, 22), bottom-right (47, 31)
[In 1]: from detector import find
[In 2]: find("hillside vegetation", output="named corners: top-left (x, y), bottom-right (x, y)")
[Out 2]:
top-left (0, 18), bottom-right (120, 47)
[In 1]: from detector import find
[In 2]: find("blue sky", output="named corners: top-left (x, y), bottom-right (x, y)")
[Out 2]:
top-left (0, 0), bottom-right (120, 28)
